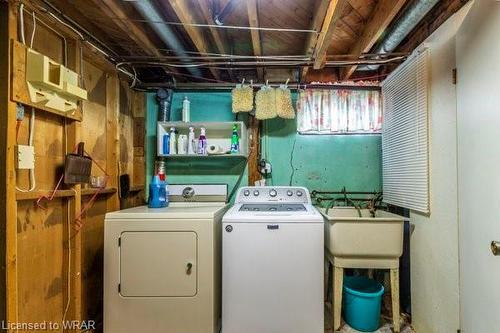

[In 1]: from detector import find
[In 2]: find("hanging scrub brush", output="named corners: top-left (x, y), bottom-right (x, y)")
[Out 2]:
top-left (232, 79), bottom-right (254, 113)
top-left (255, 81), bottom-right (277, 120)
top-left (276, 80), bottom-right (295, 119)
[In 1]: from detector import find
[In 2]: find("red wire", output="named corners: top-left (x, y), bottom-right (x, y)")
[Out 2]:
top-left (35, 145), bottom-right (111, 232)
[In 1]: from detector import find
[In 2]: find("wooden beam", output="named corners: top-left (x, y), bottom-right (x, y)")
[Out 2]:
top-left (168, 0), bottom-right (220, 80)
top-left (301, 0), bottom-right (330, 80)
top-left (341, 0), bottom-right (408, 80)
top-left (247, 0), bottom-right (264, 81)
top-left (312, 0), bottom-right (349, 70)
top-left (95, 0), bottom-right (162, 57)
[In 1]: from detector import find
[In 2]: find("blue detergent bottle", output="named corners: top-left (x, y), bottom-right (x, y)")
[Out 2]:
top-left (148, 175), bottom-right (169, 208)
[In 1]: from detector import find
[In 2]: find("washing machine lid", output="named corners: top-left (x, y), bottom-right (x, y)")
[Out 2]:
top-left (105, 202), bottom-right (228, 220)
top-left (222, 204), bottom-right (323, 223)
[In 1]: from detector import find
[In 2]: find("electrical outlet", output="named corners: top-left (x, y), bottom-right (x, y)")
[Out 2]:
top-left (258, 159), bottom-right (272, 175)
top-left (16, 145), bottom-right (35, 170)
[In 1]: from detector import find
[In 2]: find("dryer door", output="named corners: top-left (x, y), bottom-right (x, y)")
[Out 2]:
top-left (119, 231), bottom-right (197, 297)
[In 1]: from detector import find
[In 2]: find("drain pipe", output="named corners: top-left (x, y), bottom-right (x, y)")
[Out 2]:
top-left (129, 1), bottom-right (202, 76)
top-left (360, 0), bottom-right (440, 71)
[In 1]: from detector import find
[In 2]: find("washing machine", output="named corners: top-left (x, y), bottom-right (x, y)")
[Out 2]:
top-left (104, 184), bottom-right (228, 333)
top-left (222, 186), bottom-right (324, 333)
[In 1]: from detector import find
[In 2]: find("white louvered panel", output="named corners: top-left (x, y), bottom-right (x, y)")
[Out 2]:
top-left (382, 49), bottom-right (430, 213)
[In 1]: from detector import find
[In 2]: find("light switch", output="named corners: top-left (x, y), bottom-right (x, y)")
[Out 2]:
top-left (16, 145), bottom-right (35, 170)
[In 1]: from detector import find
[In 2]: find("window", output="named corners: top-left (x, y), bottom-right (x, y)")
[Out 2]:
top-left (296, 89), bottom-right (382, 134)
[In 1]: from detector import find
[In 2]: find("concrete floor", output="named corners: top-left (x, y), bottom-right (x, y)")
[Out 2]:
top-left (324, 305), bottom-right (415, 333)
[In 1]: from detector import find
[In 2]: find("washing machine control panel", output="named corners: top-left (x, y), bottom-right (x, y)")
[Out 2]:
top-left (236, 186), bottom-right (310, 204)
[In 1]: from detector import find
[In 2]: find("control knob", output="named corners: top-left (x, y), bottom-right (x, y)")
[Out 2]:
top-left (269, 189), bottom-right (277, 197)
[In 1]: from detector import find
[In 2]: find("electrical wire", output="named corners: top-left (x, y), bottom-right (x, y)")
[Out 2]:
top-left (30, 11), bottom-right (36, 48)
top-left (95, 16), bottom-right (319, 34)
top-left (288, 135), bottom-right (298, 186)
top-left (19, 3), bottom-right (26, 44)
top-left (62, 198), bottom-right (72, 324)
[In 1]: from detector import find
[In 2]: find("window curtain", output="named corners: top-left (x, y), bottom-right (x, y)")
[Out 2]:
top-left (296, 89), bottom-right (382, 133)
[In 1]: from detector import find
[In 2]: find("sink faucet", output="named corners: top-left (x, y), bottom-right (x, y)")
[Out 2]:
top-left (367, 193), bottom-right (383, 218)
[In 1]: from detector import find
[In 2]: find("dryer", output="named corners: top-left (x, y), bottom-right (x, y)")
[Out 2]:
top-left (104, 184), bottom-right (228, 333)
top-left (222, 186), bottom-right (324, 333)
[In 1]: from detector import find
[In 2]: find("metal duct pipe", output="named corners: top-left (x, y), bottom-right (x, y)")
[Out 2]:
top-left (129, 1), bottom-right (202, 76)
top-left (360, 0), bottom-right (440, 71)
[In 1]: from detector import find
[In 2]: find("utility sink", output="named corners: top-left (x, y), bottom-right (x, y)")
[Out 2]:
top-left (320, 207), bottom-right (405, 269)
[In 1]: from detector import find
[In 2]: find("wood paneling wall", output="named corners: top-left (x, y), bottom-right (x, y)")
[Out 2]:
top-left (1, 2), bottom-right (145, 332)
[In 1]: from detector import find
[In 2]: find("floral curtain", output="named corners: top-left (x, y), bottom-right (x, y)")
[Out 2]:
top-left (296, 89), bottom-right (382, 133)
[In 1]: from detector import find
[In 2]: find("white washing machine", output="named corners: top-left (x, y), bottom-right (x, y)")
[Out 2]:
top-left (104, 184), bottom-right (229, 333)
top-left (222, 186), bottom-right (324, 333)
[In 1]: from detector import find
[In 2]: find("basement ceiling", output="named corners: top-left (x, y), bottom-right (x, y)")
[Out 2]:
top-left (38, 0), bottom-right (468, 85)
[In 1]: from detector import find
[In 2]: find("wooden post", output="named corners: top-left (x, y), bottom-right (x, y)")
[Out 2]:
top-left (65, 38), bottom-right (83, 332)
top-left (106, 74), bottom-right (120, 212)
top-left (0, 3), bottom-right (19, 331)
top-left (247, 116), bottom-right (261, 186)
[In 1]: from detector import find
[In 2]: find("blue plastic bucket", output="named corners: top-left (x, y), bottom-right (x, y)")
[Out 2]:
top-left (343, 276), bottom-right (385, 332)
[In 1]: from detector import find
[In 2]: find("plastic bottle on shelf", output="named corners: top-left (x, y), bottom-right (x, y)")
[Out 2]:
top-left (162, 132), bottom-right (170, 155)
top-left (169, 127), bottom-right (177, 155)
top-left (230, 123), bottom-right (239, 154)
top-left (198, 127), bottom-right (208, 155)
top-left (188, 126), bottom-right (196, 155)
top-left (182, 96), bottom-right (190, 122)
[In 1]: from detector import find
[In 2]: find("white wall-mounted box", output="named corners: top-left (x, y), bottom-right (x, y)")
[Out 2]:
top-left (16, 145), bottom-right (35, 170)
top-left (25, 48), bottom-right (87, 112)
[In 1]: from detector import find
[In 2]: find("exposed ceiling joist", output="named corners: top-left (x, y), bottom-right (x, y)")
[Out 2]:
top-left (97, 0), bottom-right (161, 57)
top-left (312, 0), bottom-right (349, 70)
top-left (246, 0), bottom-right (264, 82)
top-left (168, 0), bottom-right (220, 80)
top-left (341, 0), bottom-right (409, 80)
top-left (301, 0), bottom-right (330, 79)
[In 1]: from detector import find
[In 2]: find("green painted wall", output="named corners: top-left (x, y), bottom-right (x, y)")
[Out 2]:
top-left (260, 92), bottom-right (382, 192)
top-left (146, 91), bottom-right (248, 202)
top-left (146, 91), bottom-right (382, 202)
top-left (262, 119), bottom-right (382, 191)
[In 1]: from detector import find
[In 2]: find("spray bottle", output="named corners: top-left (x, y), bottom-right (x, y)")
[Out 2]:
top-left (230, 123), bottom-right (239, 154)
top-left (198, 127), bottom-right (207, 155)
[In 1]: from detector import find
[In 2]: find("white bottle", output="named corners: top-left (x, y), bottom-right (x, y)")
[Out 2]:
top-left (169, 127), bottom-right (177, 155)
top-left (182, 96), bottom-right (190, 122)
top-left (187, 127), bottom-right (196, 155)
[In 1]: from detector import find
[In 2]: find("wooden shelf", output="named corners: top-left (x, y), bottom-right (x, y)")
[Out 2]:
top-left (81, 187), bottom-right (117, 196)
top-left (161, 153), bottom-right (248, 159)
top-left (129, 185), bottom-right (144, 193)
top-left (16, 189), bottom-right (75, 201)
top-left (16, 187), bottom-right (118, 201)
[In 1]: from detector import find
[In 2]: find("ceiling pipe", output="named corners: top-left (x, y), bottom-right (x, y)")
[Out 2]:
top-left (213, 0), bottom-right (236, 26)
top-left (129, 0), bottom-right (202, 76)
top-left (359, 0), bottom-right (440, 71)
